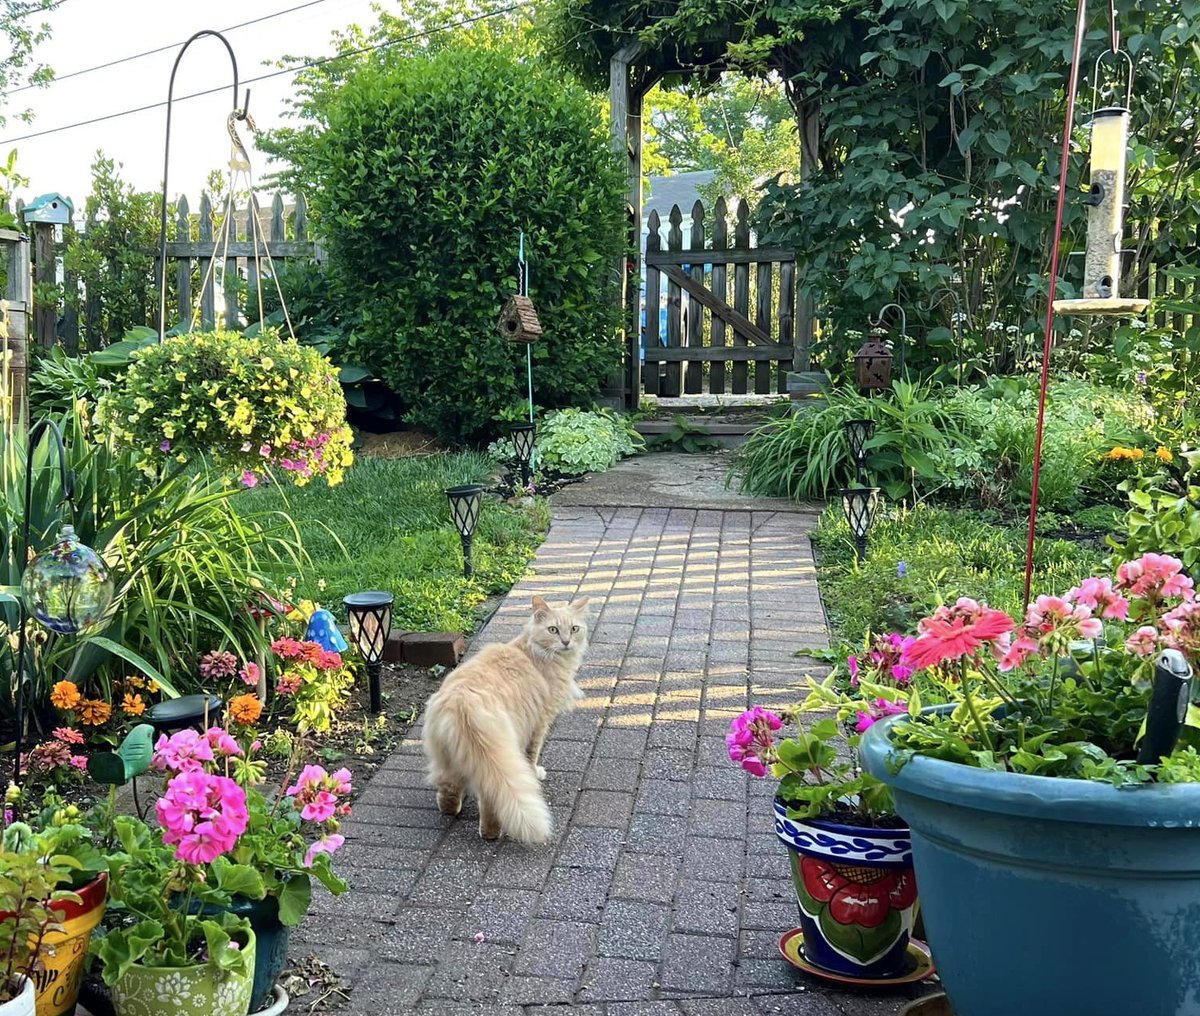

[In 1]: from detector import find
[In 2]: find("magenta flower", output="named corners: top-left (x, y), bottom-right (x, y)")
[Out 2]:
top-left (287, 764), bottom-right (351, 824)
top-left (301, 791), bottom-right (338, 823)
top-left (259, 444), bottom-right (272, 458)
top-left (725, 707), bottom-right (783, 778)
top-left (152, 729), bottom-right (215, 773)
top-left (204, 726), bottom-right (244, 759)
top-left (847, 655), bottom-right (860, 687)
top-left (198, 650), bottom-right (238, 681)
top-left (854, 698), bottom-right (908, 733)
top-left (239, 662), bottom-right (262, 688)
top-left (156, 770), bottom-right (248, 864)
top-left (70, 755), bottom-right (88, 772)
top-left (241, 470), bottom-right (259, 489)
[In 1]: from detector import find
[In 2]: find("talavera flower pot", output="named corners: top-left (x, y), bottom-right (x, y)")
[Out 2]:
top-left (34, 873), bottom-right (108, 1016)
top-left (773, 798), bottom-right (918, 978)
top-left (862, 712), bottom-right (1200, 1016)
top-left (110, 930), bottom-right (255, 1016)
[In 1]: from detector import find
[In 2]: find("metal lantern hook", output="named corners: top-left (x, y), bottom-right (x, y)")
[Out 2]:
top-left (927, 289), bottom-right (970, 387)
top-left (868, 303), bottom-right (908, 374)
top-left (1091, 48), bottom-right (1134, 112)
top-left (157, 30), bottom-right (249, 342)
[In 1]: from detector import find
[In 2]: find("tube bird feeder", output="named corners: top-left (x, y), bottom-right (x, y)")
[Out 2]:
top-left (1053, 57), bottom-right (1147, 317)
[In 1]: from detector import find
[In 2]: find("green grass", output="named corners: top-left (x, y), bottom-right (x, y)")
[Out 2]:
top-left (812, 503), bottom-right (1107, 647)
top-left (241, 453), bottom-right (548, 633)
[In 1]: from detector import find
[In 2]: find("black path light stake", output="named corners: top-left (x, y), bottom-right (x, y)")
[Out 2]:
top-left (840, 486), bottom-right (881, 563)
top-left (510, 422), bottom-right (536, 488)
top-left (13, 420), bottom-right (115, 788)
top-left (344, 592), bottom-right (394, 714)
top-left (843, 419), bottom-right (875, 485)
top-left (1136, 649), bottom-right (1193, 765)
top-left (446, 484), bottom-right (484, 579)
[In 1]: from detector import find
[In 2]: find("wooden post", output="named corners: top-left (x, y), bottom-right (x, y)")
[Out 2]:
top-left (665, 205), bottom-right (684, 397)
top-left (224, 200), bottom-right (240, 329)
top-left (61, 266), bottom-right (79, 356)
top-left (32, 222), bottom-right (56, 349)
top-left (0, 229), bottom-right (31, 416)
top-left (83, 210), bottom-right (101, 349)
top-left (175, 195), bottom-right (191, 329)
top-left (732, 201), bottom-right (751, 395)
top-left (793, 98), bottom-right (819, 375)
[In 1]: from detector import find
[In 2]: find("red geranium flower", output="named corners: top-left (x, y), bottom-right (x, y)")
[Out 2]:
top-left (800, 856), bottom-right (916, 928)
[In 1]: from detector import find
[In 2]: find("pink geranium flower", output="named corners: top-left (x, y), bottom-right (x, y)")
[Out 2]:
top-left (725, 707), bottom-right (783, 778)
top-left (304, 833), bottom-right (345, 869)
top-left (854, 698), bottom-right (908, 733)
top-left (156, 770), bottom-right (248, 864)
top-left (904, 598), bottom-right (1015, 671)
top-left (152, 729), bottom-right (215, 773)
top-left (1116, 553), bottom-right (1195, 605)
top-left (1067, 577), bottom-right (1130, 621)
top-left (204, 726), bottom-right (244, 759)
top-left (1125, 625), bottom-right (1161, 658)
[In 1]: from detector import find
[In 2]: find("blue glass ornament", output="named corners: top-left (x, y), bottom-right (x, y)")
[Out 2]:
top-left (21, 525), bottom-right (114, 634)
top-left (305, 608), bottom-right (348, 652)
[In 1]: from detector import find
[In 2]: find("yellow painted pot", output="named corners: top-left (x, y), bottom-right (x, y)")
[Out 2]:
top-left (32, 874), bottom-right (107, 1016)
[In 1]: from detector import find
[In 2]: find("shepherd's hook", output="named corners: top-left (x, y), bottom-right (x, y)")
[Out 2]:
top-left (157, 30), bottom-right (249, 342)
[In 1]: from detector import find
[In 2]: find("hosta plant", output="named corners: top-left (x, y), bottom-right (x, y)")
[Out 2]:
top-left (95, 328), bottom-right (354, 488)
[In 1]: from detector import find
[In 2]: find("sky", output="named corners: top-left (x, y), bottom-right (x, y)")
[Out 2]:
top-left (1, 0), bottom-right (393, 215)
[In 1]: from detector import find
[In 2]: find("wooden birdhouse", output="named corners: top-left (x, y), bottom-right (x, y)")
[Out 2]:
top-left (498, 295), bottom-right (543, 344)
top-left (21, 192), bottom-right (73, 226)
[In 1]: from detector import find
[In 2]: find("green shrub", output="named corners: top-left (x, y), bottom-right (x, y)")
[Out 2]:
top-left (95, 329), bottom-right (354, 487)
top-left (1112, 449), bottom-right (1200, 573)
top-left (813, 503), bottom-right (1104, 646)
top-left (534, 409), bottom-right (642, 476)
top-left (307, 45), bottom-right (627, 443)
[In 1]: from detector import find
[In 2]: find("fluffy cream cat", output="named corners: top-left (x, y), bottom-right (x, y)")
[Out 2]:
top-left (423, 594), bottom-right (591, 843)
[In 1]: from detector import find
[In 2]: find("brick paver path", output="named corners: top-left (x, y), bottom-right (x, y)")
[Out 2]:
top-left (294, 506), bottom-right (926, 1016)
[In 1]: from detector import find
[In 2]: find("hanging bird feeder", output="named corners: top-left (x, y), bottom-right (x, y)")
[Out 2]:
top-left (1053, 53), bottom-right (1148, 317)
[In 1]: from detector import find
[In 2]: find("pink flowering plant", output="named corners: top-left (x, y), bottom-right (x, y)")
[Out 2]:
top-left (146, 726), bottom-right (350, 920)
top-left (726, 706), bottom-right (896, 825)
top-left (879, 552), bottom-right (1200, 784)
top-left (270, 637), bottom-right (357, 734)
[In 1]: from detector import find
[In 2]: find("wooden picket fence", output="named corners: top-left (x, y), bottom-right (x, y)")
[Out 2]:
top-left (643, 196), bottom-right (809, 397)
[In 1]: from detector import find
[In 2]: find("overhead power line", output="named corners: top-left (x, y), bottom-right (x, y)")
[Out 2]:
top-left (0, 4), bottom-right (522, 145)
top-left (5, 0), bottom-right (337, 95)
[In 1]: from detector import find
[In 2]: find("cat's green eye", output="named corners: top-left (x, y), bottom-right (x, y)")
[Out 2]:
top-left (548, 626), bottom-right (558, 634)
top-left (571, 625), bottom-right (580, 632)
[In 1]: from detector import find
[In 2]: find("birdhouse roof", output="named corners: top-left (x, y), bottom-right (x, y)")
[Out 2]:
top-left (23, 192), bottom-right (74, 224)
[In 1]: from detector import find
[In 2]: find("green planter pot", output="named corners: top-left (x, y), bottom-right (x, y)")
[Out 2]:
top-left (110, 930), bottom-right (255, 1016)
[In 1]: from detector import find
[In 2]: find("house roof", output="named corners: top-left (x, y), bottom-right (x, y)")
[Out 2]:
top-left (643, 170), bottom-right (718, 221)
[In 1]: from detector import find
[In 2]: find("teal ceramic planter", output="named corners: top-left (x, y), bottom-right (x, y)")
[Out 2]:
top-left (861, 713), bottom-right (1200, 1016)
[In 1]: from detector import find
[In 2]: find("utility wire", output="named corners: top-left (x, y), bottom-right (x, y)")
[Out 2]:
top-left (6, 0), bottom-right (338, 95)
top-left (0, 4), bottom-right (522, 145)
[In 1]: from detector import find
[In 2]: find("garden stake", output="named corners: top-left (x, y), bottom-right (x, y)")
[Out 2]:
top-left (519, 232), bottom-right (536, 477)
top-left (1024, 0), bottom-right (1140, 607)
top-left (869, 303), bottom-right (909, 377)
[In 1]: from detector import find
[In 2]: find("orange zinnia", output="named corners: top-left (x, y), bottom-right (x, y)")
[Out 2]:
top-left (50, 681), bottom-right (81, 711)
top-left (78, 699), bottom-right (113, 726)
top-left (229, 694), bottom-right (263, 725)
top-left (122, 693), bottom-right (146, 716)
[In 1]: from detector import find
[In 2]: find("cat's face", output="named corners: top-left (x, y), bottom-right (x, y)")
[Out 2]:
top-left (529, 595), bottom-right (591, 653)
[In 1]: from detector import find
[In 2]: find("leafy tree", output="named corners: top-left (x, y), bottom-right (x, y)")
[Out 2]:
top-left (644, 76), bottom-right (799, 205)
top-left (63, 154), bottom-right (163, 346)
top-left (545, 0), bottom-right (1200, 378)
top-left (258, 0), bottom-right (535, 195)
top-left (304, 44), bottom-right (627, 443)
top-left (0, 0), bottom-right (55, 126)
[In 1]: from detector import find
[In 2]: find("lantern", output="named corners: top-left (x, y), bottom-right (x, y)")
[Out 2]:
top-left (854, 328), bottom-right (893, 392)
top-left (344, 591), bottom-right (394, 714)
top-left (840, 486), bottom-right (881, 562)
top-left (843, 419), bottom-right (875, 484)
top-left (510, 423), bottom-right (536, 488)
top-left (446, 484), bottom-right (484, 578)
top-left (1053, 58), bottom-right (1148, 317)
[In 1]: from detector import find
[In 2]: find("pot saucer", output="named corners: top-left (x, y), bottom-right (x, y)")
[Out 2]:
top-left (778, 927), bottom-right (936, 987)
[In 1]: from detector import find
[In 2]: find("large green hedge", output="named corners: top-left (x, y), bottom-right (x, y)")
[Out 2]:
top-left (307, 46), bottom-right (627, 442)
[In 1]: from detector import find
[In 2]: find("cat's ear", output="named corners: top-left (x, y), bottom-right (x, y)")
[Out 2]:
top-left (569, 596), bottom-right (591, 614)
top-left (532, 595), bottom-right (550, 619)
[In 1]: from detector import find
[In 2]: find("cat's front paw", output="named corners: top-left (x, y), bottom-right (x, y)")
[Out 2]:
top-left (535, 765), bottom-right (547, 780)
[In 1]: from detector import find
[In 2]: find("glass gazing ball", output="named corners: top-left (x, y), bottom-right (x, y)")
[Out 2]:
top-left (21, 525), bottom-right (114, 634)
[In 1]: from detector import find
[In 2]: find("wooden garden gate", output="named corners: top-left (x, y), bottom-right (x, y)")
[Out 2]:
top-left (643, 196), bottom-right (801, 397)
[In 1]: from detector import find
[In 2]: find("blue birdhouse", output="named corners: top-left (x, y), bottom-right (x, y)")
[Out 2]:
top-left (22, 192), bottom-right (73, 226)
top-left (305, 608), bottom-right (348, 653)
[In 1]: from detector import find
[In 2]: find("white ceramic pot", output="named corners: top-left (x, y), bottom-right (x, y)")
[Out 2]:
top-left (0, 978), bottom-right (37, 1016)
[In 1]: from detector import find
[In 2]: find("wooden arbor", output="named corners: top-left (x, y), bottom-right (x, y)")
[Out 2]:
top-left (609, 43), bottom-right (818, 408)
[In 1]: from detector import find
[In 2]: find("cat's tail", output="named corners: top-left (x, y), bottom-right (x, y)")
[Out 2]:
top-left (425, 693), bottom-right (553, 845)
